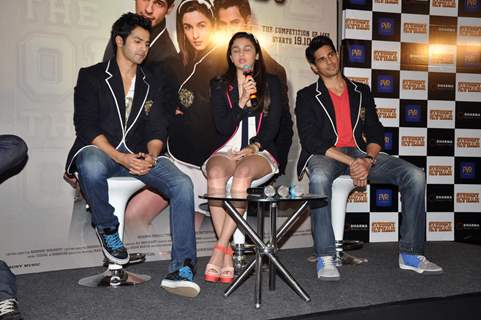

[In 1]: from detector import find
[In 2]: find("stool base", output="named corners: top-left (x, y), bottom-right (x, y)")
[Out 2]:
top-left (78, 266), bottom-right (151, 287)
top-left (335, 251), bottom-right (368, 266)
top-left (335, 240), bottom-right (367, 266)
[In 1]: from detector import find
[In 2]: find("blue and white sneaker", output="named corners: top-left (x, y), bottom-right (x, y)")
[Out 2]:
top-left (95, 227), bottom-right (129, 265)
top-left (316, 256), bottom-right (340, 281)
top-left (399, 253), bottom-right (443, 274)
top-left (161, 259), bottom-right (200, 298)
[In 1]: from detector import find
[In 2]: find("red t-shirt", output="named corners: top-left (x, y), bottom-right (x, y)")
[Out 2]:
top-left (329, 87), bottom-right (355, 147)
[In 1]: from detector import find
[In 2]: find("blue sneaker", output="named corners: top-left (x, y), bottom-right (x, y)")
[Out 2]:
top-left (161, 259), bottom-right (200, 298)
top-left (316, 256), bottom-right (340, 281)
top-left (95, 227), bottom-right (129, 265)
top-left (399, 253), bottom-right (443, 274)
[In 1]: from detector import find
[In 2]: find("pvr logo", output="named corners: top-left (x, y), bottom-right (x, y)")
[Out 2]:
top-left (460, 162), bottom-right (476, 179)
top-left (377, 108), bottom-right (397, 119)
top-left (372, 222), bottom-right (396, 233)
top-left (406, 105), bottom-right (421, 122)
top-left (463, 52), bottom-right (481, 67)
top-left (348, 190), bottom-right (368, 203)
top-left (350, 45), bottom-right (365, 63)
top-left (379, 18), bottom-right (394, 36)
top-left (384, 132), bottom-right (393, 150)
top-left (377, 75), bottom-right (394, 93)
top-left (429, 165), bottom-right (452, 176)
top-left (429, 221), bottom-right (453, 232)
top-left (456, 192), bottom-right (480, 203)
top-left (376, 189), bottom-right (392, 207)
top-left (465, 0), bottom-right (480, 11)
top-left (429, 109), bottom-right (453, 121)
top-left (457, 137), bottom-right (481, 148)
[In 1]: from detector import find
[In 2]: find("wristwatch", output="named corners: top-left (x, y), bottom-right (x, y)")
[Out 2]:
top-left (363, 155), bottom-right (376, 166)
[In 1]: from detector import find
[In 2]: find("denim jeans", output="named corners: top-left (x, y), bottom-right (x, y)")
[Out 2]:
top-left (0, 135), bottom-right (28, 179)
top-left (75, 146), bottom-right (197, 271)
top-left (307, 147), bottom-right (426, 257)
top-left (0, 260), bottom-right (16, 300)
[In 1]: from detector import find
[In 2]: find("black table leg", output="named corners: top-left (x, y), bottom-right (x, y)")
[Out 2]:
top-left (269, 202), bottom-right (277, 291)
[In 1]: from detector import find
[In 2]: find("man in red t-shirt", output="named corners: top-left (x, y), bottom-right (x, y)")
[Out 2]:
top-left (295, 35), bottom-right (442, 281)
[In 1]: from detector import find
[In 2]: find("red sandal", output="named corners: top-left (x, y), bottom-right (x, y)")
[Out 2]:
top-left (219, 245), bottom-right (234, 284)
top-left (204, 244), bottom-right (225, 282)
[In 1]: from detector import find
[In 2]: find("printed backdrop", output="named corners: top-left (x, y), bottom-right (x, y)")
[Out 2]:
top-left (341, 0), bottom-right (481, 244)
top-left (0, 0), bottom-right (337, 274)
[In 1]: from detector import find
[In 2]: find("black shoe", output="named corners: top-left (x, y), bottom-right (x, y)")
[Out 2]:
top-left (0, 299), bottom-right (23, 320)
top-left (95, 227), bottom-right (129, 265)
top-left (161, 259), bottom-right (200, 298)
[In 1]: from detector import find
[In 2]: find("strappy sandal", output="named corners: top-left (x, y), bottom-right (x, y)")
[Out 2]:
top-left (219, 245), bottom-right (235, 284)
top-left (204, 244), bottom-right (225, 282)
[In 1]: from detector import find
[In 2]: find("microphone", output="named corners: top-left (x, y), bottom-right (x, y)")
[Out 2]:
top-left (242, 65), bottom-right (257, 107)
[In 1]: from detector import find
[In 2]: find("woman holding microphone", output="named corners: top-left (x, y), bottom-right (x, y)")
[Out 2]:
top-left (203, 32), bottom-right (288, 284)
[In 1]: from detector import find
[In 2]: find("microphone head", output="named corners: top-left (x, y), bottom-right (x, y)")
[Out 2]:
top-left (242, 65), bottom-right (253, 76)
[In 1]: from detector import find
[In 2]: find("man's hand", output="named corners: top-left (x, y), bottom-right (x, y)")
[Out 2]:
top-left (349, 158), bottom-right (372, 187)
top-left (63, 172), bottom-right (79, 189)
top-left (115, 152), bottom-right (154, 176)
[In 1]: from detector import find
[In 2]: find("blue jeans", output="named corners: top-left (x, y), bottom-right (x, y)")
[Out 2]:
top-left (75, 146), bottom-right (197, 271)
top-left (0, 135), bottom-right (28, 180)
top-left (0, 260), bottom-right (16, 300)
top-left (308, 147), bottom-right (426, 257)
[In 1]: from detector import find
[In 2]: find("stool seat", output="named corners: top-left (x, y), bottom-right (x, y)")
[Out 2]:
top-left (78, 176), bottom-right (151, 287)
top-left (107, 177), bottom-right (146, 240)
top-left (331, 175), bottom-right (367, 266)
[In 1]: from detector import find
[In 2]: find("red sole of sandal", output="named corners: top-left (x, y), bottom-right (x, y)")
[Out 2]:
top-left (204, 274), bottom-right (220, 282)
top-left (219, 277), bottom-right (234, 284)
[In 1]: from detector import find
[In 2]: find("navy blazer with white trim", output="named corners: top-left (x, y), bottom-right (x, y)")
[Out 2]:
top-left (295, 77), bottom-right (384, 179)
top-left (65, 59), bottom-right (169, 174)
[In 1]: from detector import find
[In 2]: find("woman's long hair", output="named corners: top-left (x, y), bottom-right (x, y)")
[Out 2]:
top-left (176, 0), bottom-right (215, 66)
top-left (223, 32), bottom-right (270, 113)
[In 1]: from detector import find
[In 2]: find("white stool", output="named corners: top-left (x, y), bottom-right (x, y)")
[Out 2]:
top-left (78, 177), bottom-right (152, 287)
top-left (225, 173), bottom-right (275, 273)
top-left (331, 175), bottom-right (367, 266)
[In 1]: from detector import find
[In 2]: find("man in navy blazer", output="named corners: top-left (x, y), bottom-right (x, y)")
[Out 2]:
top-left (295, 36), bottom-right (442, 281)
top-left (64, 13), bottom-right (199, 297)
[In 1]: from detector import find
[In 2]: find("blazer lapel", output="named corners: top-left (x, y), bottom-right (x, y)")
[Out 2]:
top-left (315, 78), bottom-right (337, 132)
top-left (346, 78), bottom-right (361, 130)
top-left (125, 66), bottom-right (149, 134)
top-left (105, 59), bottom-right (126, 133)
top-left (227, 79), bottom-right (240, 109)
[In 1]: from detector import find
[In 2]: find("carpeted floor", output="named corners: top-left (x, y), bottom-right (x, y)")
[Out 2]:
top-left (16, 242), bottom-right (481, 320)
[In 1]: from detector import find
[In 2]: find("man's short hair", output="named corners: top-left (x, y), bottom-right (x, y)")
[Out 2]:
top-left (213, 0), bottom-right (251, 19)
top-left (165, 0), bottom-right (175, 6)
top-left (305, 35), bottom-right (336, 64)
top-left (110, 12), bottom-right (152, 54)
